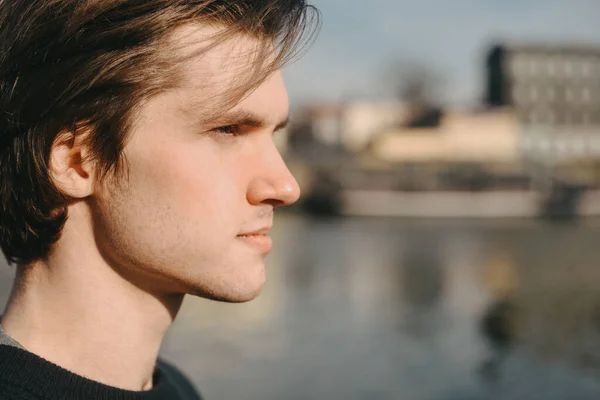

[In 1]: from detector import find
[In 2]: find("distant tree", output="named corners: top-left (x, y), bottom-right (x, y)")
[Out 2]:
top-left (388, 60), bottom-right (444, 104)
top-left (384, 59), bottom-right (446, 127)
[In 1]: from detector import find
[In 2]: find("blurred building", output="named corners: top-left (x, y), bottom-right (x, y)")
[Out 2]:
top-left (289, 100), bottom-right (406, 153)
top-left (370, 108), bottom-right (519, 166)
top-left (485, 44), bottom-right (600, 165)
top-left (285, 43), bottom-right (600, 217)
top-left (486, 44), bottom-right (600, 120)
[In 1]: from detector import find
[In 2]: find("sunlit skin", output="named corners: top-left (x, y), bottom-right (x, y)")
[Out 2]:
top-left (1, 25), bottom-right (300, 391)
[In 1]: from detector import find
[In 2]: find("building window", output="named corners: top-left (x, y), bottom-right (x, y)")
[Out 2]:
top-left (545, 110), bottom-right (556, 125)
top-left (529, 58), bottom-right (538, 75)
top-left (574, 134), bottom-right (587, 157)
top-left (582, 60), bottom-right (592, 77)
top-left (590, 135), bottom-right (600, 155)
top-left (530, 86), bottom-right (539, 101)
top-left (546, 58), bottom-right (557, 76)
top-left (512, 86), bottom-right (524, 104)
top-left (583, 112), bottom-right (591, 126)
top-left (582, 87), bottom-right (591, 103)
top-left (510, 56), bottom-right (524, 77)
top-left (529, 110), bottom-right (539, 124)
top-left (570, 59), bottom-right (580, 77)
top-left (566, 87), bottom-right (574, 103)
top-left (564, 60), bottom-right (574, 77)
top-left (555, 137), bottom-right (569, 159)
top-left (565, 112), bottom-right (573, 125)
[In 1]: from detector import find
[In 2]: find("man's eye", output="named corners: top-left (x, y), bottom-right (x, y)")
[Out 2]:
top-left (212, 125), bottom-right (241, 135)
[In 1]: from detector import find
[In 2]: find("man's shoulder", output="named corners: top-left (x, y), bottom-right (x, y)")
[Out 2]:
top-left (157, 358), bottom-right (204, 400)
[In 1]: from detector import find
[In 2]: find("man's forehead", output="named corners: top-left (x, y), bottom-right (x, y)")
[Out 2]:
top-left (170, 23), bottom-right (275, 79)
top-left (170, 23), bottom-right (283, 122)
top-left (176, 70), bottom-right (289, 129)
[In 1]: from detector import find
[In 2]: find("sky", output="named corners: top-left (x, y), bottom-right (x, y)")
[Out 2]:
top-left (283, 0), bottom-right (600, 108)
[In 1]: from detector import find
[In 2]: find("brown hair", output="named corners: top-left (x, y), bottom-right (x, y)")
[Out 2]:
top-left (0, 0), bottom-right (320, 265)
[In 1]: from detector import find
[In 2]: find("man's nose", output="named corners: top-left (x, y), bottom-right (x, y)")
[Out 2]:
top-left (246, 141), bottom-right (301, 207)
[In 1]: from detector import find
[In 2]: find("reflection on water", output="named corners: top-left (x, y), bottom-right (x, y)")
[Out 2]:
top-left (163, 215), bottom-right (600, 399)
top-left (3, 216), bottom-right (600, 399)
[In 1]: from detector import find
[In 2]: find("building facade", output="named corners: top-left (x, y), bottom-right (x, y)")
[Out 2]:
top-left (486, 44), bottom-right (600, 166)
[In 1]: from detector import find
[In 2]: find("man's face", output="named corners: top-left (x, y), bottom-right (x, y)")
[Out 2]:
top-left (92, 27), bottom-right (300, 302)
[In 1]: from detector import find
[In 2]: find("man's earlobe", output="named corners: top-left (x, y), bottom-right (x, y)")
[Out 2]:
top-left (49, 129), bottom-right (95, 199)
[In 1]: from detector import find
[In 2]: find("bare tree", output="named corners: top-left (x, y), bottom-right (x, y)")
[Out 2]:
top-left (390, 60), bottom-right (444, 103)
top-left (383, 59), bottom-right (446, 126)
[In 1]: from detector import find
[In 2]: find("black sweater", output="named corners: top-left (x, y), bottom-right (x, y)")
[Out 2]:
top-left (0, 345), bottom-right (203, 400)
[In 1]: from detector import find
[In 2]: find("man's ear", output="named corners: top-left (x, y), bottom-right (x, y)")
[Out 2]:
top-left (49, 128), bottom-right (96, 199)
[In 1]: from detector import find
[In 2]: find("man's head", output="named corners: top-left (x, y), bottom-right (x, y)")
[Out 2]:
top-left (0, 1), bottom-right (319, 302)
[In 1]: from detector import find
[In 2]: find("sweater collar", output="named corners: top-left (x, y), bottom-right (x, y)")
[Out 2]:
top-left (0, 345), bottom-right (176, 400)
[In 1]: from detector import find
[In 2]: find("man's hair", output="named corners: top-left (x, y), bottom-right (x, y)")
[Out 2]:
top-left (0, 0), bottom-right (319, 265)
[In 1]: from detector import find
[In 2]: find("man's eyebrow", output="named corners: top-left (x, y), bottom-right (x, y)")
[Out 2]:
top-left (208, 109), bottom-right (289, 132)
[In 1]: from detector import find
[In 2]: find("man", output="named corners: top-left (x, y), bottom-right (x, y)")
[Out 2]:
top-left (0, 1), bottom-right (319, 399)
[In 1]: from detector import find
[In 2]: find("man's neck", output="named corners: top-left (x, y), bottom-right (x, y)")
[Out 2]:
top-left (0, 212), bottom-right (184, 391)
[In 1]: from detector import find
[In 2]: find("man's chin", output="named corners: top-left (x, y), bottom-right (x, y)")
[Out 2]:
top-left (185, 273), bottom-right (266, 303)
top-left (189, 285), bottom-right (264, 303)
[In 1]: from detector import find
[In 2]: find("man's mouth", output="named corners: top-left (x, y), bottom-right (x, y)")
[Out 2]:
top-left (236, 233), bottom-right (273, 253)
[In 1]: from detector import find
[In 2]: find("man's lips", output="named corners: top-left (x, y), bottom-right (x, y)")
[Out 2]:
top-left (236, 226), bottom-right (273, 253)
top-left (238, 226), bottom-right (272, 236)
